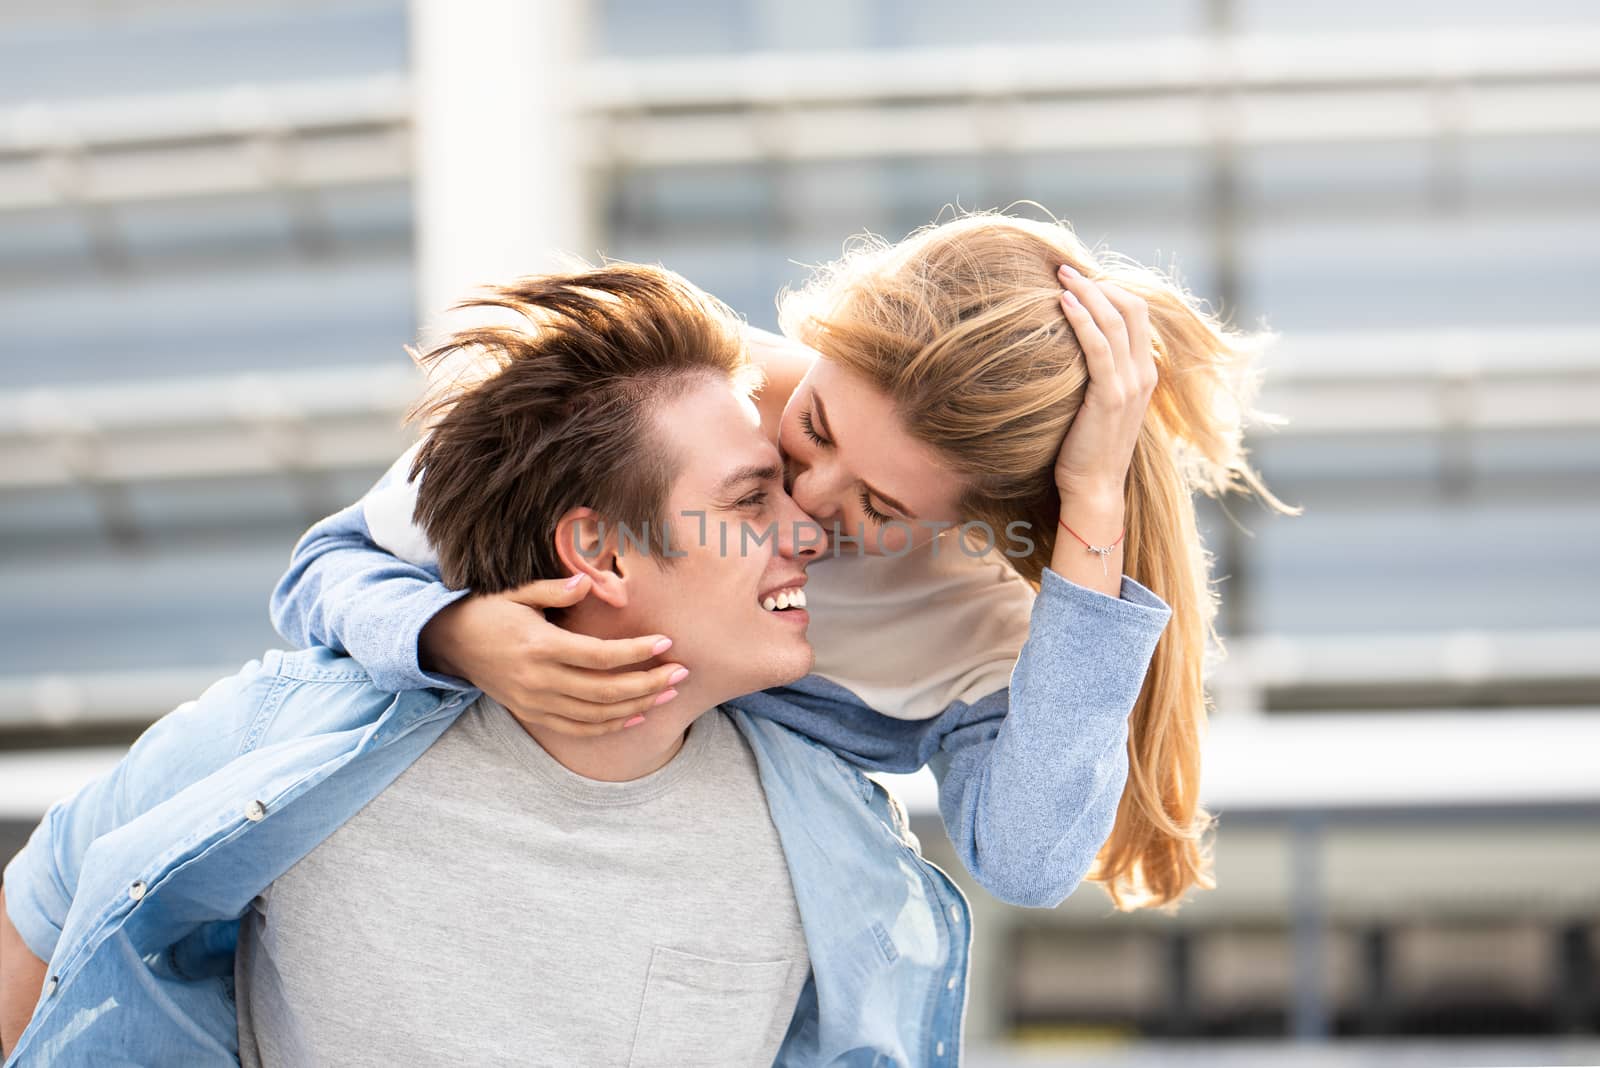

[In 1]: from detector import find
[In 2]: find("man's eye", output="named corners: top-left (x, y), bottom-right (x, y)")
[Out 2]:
top-left (737, 492), bottom-right (769, 509)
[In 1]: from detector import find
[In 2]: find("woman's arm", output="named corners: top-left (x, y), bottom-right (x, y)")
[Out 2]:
top-left (270, 447), bottom-right (687, 734)
top-left (269, 446), bottom-right (472, 693)
top-left (929, 569), bottom-right (1170, 907)
top-left (726, 567), bottom-right (1171, 908)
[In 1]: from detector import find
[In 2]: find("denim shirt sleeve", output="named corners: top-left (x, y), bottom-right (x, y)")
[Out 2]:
top-left (927, 568), bottom-right (1172, 907)
top-left (269, 449), bottom-right (470, 694)
top-left (1, 658), bottom-right (278, 964)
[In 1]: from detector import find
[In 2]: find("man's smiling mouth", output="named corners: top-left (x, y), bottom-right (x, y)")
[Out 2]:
top-left (761, 587), bottom-right (807, 612)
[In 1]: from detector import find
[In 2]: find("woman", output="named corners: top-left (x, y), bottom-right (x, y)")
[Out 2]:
top-left (271, 210), bottom-right (1300, 910)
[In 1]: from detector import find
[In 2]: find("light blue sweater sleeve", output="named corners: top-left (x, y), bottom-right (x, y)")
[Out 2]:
top-left (726, 568), bottom-right (1172, 908)
top-left (932, 569), bottom-right (1170, 907)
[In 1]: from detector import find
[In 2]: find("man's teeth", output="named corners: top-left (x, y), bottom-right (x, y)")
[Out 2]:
top-left (762, 588), bottom-right (807, 612)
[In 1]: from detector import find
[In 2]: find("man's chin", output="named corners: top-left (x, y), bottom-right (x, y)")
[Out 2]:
top-left (752, 643), bottom-right (816, 693)
top-left (783, 646), bottom-right (817, 685)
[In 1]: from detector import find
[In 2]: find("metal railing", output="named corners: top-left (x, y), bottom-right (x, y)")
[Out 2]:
top-left (586, 25), bottom-right (1600, 164)
top-left (6, 632), bottom-right (1598, 814)
top-left (3, 25), bottom-right (1599, 212)
top-left (0, 75), bottom-right (412, 214)
top-left (3, 328), bottom-right (1596, 496)
top-left (0, 364), bottom-right (420, 492)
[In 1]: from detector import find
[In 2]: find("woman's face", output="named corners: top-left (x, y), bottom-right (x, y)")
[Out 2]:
top-left (777, 355), bottom-right (966, 556)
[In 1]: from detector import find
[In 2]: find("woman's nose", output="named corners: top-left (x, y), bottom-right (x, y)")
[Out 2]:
top-left (789, 463), bottom-right (842, 522)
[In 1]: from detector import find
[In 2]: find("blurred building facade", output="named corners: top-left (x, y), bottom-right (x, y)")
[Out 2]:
top-left (1, 0), bottom-right (1597, 1057)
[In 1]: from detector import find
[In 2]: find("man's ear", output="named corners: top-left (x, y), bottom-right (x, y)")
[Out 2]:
top-left (554, 508), bottom-right (629, 608)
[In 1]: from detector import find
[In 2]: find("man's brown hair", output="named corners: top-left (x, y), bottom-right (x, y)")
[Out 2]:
top-left (409, 263), bottom-right (750, 593)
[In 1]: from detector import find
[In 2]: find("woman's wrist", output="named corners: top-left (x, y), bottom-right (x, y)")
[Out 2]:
top-left (419, 598), bottom-right (472, 679)
top-left (1057, 484), bottom-right (1126, 531)
top-left (1052, 490), bottom-right (1127, 598)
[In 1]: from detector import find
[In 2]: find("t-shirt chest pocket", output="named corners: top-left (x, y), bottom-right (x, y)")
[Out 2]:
top-left (627, 945), bottom-right (798, 1067)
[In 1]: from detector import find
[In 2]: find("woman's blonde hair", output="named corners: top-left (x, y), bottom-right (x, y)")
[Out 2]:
top-left (779, 210), bottom-right (1303, 910)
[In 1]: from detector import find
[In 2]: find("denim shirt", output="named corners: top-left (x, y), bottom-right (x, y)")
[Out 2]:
top-left (3, 649), bottom-right (972, 1067)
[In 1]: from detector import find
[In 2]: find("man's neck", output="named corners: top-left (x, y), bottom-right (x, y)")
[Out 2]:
top-left (514, 702), bottom-right (707, 782)
top-left (524, 604), bottom-right (721, 781)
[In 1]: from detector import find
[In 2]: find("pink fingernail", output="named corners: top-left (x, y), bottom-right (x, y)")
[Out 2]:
top-left (564, 574), bottom-right (584, 590)
top-left (667, 667), bottom-right (689, 685)
top-left (624, 715), bottom-right (646, 728)
top-left (651, 638), bottom-right (673, 655)
top-left (653, 689), bottom-right (678, 707)
top-left (1062, 290), bottom-right (1081, 309)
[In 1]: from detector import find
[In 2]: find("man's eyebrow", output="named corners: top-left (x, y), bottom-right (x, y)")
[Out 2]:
top-left (714, 463), bottom-right (784, 497)
top-left (814, 390), bottom-right (918, 520)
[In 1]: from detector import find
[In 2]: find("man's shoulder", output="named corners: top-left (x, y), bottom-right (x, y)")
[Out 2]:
top-left (721, 703), bottom-right (847, 769)
top-left (218, 647), bottom-right (461, 747)
top-left (271, 645), bottom-right (385, 684)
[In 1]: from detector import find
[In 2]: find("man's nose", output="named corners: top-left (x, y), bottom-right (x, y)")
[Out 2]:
top-left (775, 491), bottom-right (826, 561)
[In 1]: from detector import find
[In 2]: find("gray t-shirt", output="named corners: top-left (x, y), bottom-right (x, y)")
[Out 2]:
top-left (235, 697), bottom-right (809, 1067)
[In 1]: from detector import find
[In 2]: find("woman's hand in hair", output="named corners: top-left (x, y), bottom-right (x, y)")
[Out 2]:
top-left (1051, 264), bottom-right (1160, 501)
top-left (419, 575), bottom-right (687, 736)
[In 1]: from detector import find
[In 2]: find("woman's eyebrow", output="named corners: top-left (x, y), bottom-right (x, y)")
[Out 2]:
top-left (812, 390), bottom-right (836, 441)
top-left (864, 480), bottom-right (917, 521)
top-left (814, 390), bottom-right (917, 519)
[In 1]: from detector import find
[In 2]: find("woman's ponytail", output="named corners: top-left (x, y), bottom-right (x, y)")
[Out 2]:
top-left (1088, 272), bottom-right (1304, 909)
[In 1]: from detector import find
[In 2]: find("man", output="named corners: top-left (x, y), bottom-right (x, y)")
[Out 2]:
top-left (0, 265), bottom-right (970, 1066)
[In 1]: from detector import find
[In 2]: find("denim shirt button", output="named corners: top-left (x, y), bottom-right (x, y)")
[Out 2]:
top-left (245, 800), bottom-right (267, 822)
top-left (947, 974), bottom-right (957, 990)
top-left (128, 880), bottom-right (147, 902)
top-left (948, 904), bottom-right (961, 923)
top-left (46, 975), bottom-right (59, 996)
top-left (936, 1041), bottom-right (946, 1056)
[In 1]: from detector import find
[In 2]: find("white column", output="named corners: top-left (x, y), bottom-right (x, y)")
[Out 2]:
top-left (410, 0), bottom-right (591, 340)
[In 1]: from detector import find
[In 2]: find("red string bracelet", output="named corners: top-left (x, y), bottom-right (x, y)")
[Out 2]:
top-left (1058, 517), bottom-right (1126, 578)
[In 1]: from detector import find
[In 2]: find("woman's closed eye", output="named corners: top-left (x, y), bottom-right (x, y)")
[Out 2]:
top-left (858, 491), bottom-right (891, 526)
top-left (798, 401), bottom-right (895, 525)
top-left (799, 407), bottom-right (828, 446)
